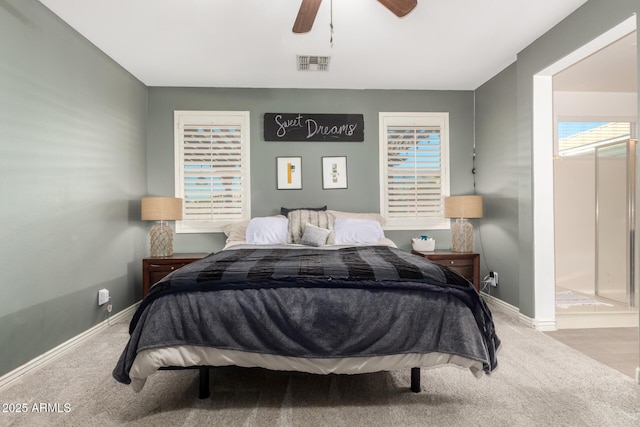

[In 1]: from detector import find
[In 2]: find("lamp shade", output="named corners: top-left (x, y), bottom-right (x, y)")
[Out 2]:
top-left (444, 195), bottom-right (483, 219)
top-left (141, 197), bottom-right (183, 221)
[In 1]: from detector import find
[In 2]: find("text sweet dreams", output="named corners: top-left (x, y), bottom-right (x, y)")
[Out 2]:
top-left (264, 113), bottom-right (364, 142)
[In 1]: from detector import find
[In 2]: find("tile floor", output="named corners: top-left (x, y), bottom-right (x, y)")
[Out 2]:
top-left (546, 327), bottom-right (639, 379)
top-left (546, 288), bottom-right (639, 379)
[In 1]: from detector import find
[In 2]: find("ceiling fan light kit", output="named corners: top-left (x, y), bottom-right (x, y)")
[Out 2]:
top-left (293, 0), bottom-right (417, 33)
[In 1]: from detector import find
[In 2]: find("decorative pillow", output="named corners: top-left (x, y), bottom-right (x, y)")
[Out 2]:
top-left (222, 220), bottom-right (250, 243)
top-left (287, 209), bottom-right (334, 244)
top-left (246, 216), bottom-right (289, 245)
top-left (281, 205), bottom-right (327, 217)
top-left (299, 223), bottom-right (331, 247)
top-left (333, 217), bottom-right (385, 244)
top-left (327, 210), bottom-right (385, 226)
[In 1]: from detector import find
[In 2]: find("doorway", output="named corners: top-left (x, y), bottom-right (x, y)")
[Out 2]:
top-left (532, 15), bottom-right (638, 383)
top-left (550, 27), bottom-right (637, 327)
top-left (553, 124), bottom-right (637, 324)
top-left (531, 17), bottom-right (637, 329)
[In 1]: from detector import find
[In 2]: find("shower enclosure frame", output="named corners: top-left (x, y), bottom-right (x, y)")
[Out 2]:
top-left (594, 137), bottom-right (637, 307)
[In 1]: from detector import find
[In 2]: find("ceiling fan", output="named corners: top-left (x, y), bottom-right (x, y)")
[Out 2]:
top-left (293, 0), bottom-right (417, 33)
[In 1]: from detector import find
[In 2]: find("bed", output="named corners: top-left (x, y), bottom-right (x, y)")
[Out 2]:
top-left (113, 209), bottom-right (500, 398)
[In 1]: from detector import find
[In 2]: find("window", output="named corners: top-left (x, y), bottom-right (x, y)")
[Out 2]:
top-left (557, 121), bottom-right (631, 157)
top-left (174, 111), bottom-right (251, 233)
top-left (379, 112), bottom-right (450, 230)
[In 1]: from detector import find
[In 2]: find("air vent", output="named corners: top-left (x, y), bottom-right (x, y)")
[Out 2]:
top-left (297, 55), bottom-right (330, 71)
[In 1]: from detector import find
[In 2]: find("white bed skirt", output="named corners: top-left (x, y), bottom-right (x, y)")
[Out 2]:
top-left (129, 346), bottom-right (484, 392)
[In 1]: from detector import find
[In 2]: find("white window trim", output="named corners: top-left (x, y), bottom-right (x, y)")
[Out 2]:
top-left (174, 110), bottom-right (251, 233)
top-left (379, 112), bottom-right (450, 230)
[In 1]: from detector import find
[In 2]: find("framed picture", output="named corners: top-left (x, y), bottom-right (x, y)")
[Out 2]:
top-left (322, 156), bottom-right (348, 189)
top-left (276, 157), bottom-right (302, 190)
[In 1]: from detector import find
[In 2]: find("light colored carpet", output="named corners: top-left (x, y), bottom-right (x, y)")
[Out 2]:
top-left (1, 304), bottom-right (639, 426)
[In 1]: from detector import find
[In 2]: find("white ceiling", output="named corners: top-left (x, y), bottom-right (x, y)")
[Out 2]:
top-left (38, 0), bottom-right (593, 90)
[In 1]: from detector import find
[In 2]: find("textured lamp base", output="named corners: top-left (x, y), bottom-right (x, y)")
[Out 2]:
top-left (149, 221), bottom-right (174, 257)
top-left (451, 218), bottom-right (473, 252)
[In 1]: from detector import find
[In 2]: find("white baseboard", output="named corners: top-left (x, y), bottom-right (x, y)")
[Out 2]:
top-left (0, 303), bottom-right (139, 391)
top-left (481, 292), bottom-right (557, 331)
top-left (528, 318), bottom-right (557, 332)
top-left (482, 292), bottom-right (520, 315)
top-left (482, 292), bottom-right (519, 317)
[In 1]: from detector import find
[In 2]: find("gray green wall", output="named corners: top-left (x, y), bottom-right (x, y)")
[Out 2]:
top-left (0, 0), bottom-right (148, 376)
top-left (474, 63), bottom-right (519, 307)
top-left (147, 88), bottom-right (476, 253)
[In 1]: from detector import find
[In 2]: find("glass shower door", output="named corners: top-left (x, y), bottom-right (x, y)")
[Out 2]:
top-left (595, 139), bottom-right (636, 306)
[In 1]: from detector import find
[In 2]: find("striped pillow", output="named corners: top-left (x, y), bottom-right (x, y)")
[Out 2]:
top-left (287, 210), bottom-right (334, 244)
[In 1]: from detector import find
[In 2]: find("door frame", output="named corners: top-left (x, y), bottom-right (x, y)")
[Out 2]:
top-left (532, 16), bottom-right (637, 328)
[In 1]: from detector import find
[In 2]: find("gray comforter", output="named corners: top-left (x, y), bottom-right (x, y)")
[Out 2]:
top-left (113, 246), bottom-right (500, 384)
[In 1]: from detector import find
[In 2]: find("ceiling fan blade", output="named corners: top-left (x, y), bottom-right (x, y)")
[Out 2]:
top-left (378, 0), bottom-right (417, 17)
top-left (293, 0), bottom-right (323, 33)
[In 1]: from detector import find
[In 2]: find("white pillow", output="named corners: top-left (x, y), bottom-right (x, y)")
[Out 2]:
top-left (326, 210), bottom-right (385, 226)
top-left (334, 218), bottom-right (385, 244)
top-left (246, 216), bottom-right (289, 245)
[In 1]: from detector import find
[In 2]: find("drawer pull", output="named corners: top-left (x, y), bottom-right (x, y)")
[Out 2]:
top-left (450, 261), bottom-right (454, 264)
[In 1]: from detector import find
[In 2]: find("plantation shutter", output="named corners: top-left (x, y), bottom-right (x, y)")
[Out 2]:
top-left (175, 111), bottom-right (250, 233)
top-left (380, 113), bottom-right (449, 230)
top-left (386, 126), bottom-right (443, 217)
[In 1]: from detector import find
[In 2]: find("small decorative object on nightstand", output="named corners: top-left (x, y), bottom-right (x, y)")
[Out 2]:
top-left (142, 253), bottom-right (208, 297)
top-left (412, 250), bottom-right (480, 291)
top-left (411, 237), bottom-right (435, 252)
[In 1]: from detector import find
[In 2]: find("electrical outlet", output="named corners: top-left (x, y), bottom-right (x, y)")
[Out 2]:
top-left (98, 289), bottom-right (110, 306)
top-left (489, 271), bottom-right (498, 287)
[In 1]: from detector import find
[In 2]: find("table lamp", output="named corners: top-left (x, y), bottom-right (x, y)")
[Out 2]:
top-left (141, 197), bottom-right (183, 257)
top-left (444, 195), bottom-right (483, 253)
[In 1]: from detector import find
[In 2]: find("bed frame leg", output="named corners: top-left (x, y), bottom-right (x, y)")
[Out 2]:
top-left (410, 367), bottom-right (421, 393)
top-left (199, 367), bottom-right (210, 399)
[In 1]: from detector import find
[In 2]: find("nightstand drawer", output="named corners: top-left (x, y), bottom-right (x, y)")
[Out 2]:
top-left (447, 265), bottom-right (474, 280)
top-left (148, 262), bottom-right (191, 272)
top-left (147, 269), bottom-right (179, 289)
top-left (411, 250), bottom-right (480, 291)
top-left (142, 253), bottom-right (209, 297)
top-left (431, 258), bottom-right (474, 268)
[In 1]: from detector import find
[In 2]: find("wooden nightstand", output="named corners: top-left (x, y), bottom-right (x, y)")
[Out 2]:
top-left (142, 253), bottom-right (209, 297)
top-left (411, 250), bottom-right (480, 291)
